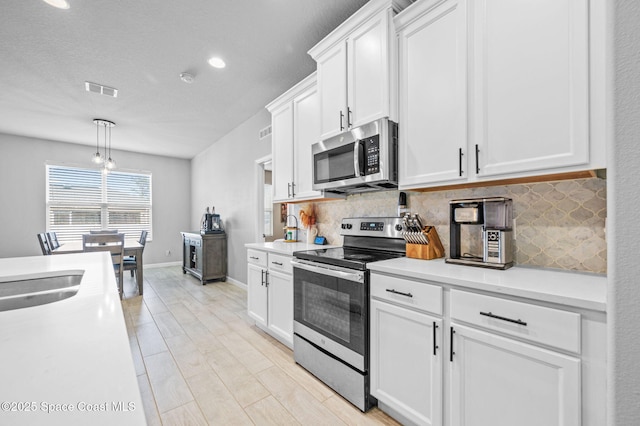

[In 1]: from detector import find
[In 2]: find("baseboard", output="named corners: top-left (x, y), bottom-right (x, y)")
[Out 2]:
top-left (144, 261), bottom-right (181, 269)
top-left (225, 276), bottom-right (246, 289)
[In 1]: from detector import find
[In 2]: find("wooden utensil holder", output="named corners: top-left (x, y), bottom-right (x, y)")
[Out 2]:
top-left (406, 226), bottom-right (445, 260)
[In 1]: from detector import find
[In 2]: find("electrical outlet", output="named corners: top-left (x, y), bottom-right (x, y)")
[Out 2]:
top-left (165, 250), bottom-right (171, 256)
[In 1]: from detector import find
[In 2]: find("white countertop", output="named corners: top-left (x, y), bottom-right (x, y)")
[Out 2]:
top-left (368, 257), bottom-right (607, 312)
top-left (0, 253), bottom-right (146, 425)
top-left (245, 241), bottom-right (337, 255)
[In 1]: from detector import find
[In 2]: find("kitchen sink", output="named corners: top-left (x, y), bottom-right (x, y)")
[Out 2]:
top-left (0, 270), bottom-right (84, 311)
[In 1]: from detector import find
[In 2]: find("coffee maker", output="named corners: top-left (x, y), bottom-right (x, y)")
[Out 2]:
top-left (445, 197), bottom-right (514, 269)
top-left (201, 206), bottom-right (224, 234)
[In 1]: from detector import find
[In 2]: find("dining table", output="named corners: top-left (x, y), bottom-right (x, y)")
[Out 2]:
top-left (52, 239), bottom-right (145, 295)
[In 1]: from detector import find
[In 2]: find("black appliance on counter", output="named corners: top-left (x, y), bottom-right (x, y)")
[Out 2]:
top-left (292, 217), bottom-right (406, 411)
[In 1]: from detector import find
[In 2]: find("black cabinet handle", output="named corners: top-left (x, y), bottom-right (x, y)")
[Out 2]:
top-left (480, 311), bottom-right (527, 326)
top-left (385, 288), bottom-right (413, 298)
top-left (265, 271), bottom-right (269, 287)
top-left (287, 182), bottom-right (291, 198)
top-left (450, 327), bottom-right (455, 362)
top-left (340, 111), bottom-right (345, 131)
top-left (347, 107), bottom-right (352, 128)
top-left (433, 322), bottom-right (439, 356)
top-left (290, 182), bottom-right (295, 198)
top-left (271, 261), bottom-right (283, 266)
top-left (260, 270), bottom-right (265, 286)
top-left (475, 144), bottom-right (480, 174)
top-left (250, 256), bottom-right (259, 260)
top-left (458, 148), bottom-right (464, 176)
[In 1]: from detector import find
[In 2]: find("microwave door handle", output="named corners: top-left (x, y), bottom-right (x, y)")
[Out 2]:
top-left (353, 141), bottom-right (364, 177)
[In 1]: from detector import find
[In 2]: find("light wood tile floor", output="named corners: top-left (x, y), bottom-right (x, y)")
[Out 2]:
top-left (121, 266), bottom-right (401, 426)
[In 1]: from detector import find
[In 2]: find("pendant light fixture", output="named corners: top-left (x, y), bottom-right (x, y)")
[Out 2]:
top-left (92, 119), bottom-right (116, 173)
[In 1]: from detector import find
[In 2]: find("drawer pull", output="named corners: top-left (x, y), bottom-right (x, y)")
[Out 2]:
top-left (250, 256), bottom-right (260, 260)
top-left (271, 261), bottom-right (283, 266)
top-left (386, 288), bottom-right (413, 298)
top-left (480, 311), bottom-right (528, 327)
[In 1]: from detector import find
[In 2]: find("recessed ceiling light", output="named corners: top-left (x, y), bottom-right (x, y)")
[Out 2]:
top-left (208, 57), bottom-right (226, 69)
top-left (43, 0), bottom-right (70, 9)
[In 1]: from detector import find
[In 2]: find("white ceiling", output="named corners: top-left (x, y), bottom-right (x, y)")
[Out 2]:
top-left (0, 0), bottom-right (369, 159)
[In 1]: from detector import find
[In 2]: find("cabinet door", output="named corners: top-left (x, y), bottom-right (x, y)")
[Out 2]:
top-left (267, 269), bottom-right (293, 347)
top-left (347, 11), bottom-right (390, 128)
top-left (247, 264), bottom-right (268, 327)
top-left (292, 83), bottom-right (322, 200)
top-left (371, 299), bottom-right (442, 426)
top-left (317, 42), bottom-right (347, 140)
top-left (450, 323), bottom-right (581, 426)
top-left (398, 0), bottom-right (468, 188)
top-left (271, 102), bottom-right (294, 202)
top-left (472, 0), bottom-right (589, 177)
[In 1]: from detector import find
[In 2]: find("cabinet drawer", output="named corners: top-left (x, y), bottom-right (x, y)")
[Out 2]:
top-left (450, 290), bottom-right (580, 353)
top-left (371, 274), bottom-right (442, 316)
top-left (268, 253), bottom-right (293, 275)
top-left (247, 249), bottom-right (267, 267)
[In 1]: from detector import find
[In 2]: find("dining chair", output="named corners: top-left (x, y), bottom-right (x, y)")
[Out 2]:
top-left (123, 230), bottom-right (147, 293)
top-left (83, 233), bottom-right (125, 298)
top-left (46, 232), bottom-right (60, 250)
top-left (37, 233), bottom-right (52, 255)
top-left (89, 229), bottom-right (118, 234)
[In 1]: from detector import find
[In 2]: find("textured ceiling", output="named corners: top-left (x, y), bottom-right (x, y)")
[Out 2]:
top-left (0, 0), bottom-right (369, 159)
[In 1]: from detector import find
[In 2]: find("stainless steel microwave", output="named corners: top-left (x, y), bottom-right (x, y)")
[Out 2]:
top-left (312, 118), bottom-right (398, 194)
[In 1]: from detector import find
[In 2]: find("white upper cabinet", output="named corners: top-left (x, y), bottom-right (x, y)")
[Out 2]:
top-left (270, 101), bottom-right (295, 201)
top-left (472, 0), bottom-right (589, 177)
top-left (267, 73), bottom-right (331, 203)
top-left (292, 83), bottom-right (321, 200)
top-left (396, 0), bottom-right (605, 190)
top-left (309, 0), bottom-right (412, 141)
top-left (316, 43), bottom-right (348, 139)
top-left (397, 0), bottom-right (468, 187)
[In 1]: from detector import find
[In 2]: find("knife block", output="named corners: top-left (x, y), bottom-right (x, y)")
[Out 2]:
top-left (406, 226), bottom-right (445, 260)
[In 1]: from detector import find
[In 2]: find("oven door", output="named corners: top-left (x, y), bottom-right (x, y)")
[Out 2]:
top-left (292, 259), bottom-right (367, 371)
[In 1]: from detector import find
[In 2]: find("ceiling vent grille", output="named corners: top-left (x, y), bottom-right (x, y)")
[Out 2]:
top-left (85, 81), bottom-right (118, 98)
top-left (259, 125), bottom-right (272, 140)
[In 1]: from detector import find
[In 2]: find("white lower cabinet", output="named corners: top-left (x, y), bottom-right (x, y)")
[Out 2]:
top-left (370, 273), bottom-right (443, 426)
top-left (370, 272), bottom-right (604, 426)
top-left (449, 323), bottom-right (580, 426)
top-left (371, 299), bottom-right (443, 426)
top-left (266, 268), bottom-right (293, 346)
top-left (246, 249), bottom-right (294, 348)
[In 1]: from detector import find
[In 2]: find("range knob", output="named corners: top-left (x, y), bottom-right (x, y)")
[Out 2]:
top-left (395, 224), bottom-right (403, 232)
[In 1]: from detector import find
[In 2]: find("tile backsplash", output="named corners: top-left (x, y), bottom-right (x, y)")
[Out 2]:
top-left (299, 178), bottom-right (606, 274)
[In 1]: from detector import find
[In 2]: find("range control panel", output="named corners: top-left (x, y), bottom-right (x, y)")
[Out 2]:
top-left (360, 221), bottom-right (384, 231)
top-left (340, 217), bottom-right (404, 239)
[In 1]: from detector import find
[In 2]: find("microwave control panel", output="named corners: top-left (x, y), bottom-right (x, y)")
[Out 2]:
top-left (364, 135), bottom-right (380, 175)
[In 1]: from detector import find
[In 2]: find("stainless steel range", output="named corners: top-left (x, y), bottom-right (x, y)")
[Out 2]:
top-left (292, 217), bottom-right (406, 411)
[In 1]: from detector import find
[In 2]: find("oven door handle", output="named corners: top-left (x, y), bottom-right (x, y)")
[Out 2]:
top-left (291, 259), bottom-right (365, 283)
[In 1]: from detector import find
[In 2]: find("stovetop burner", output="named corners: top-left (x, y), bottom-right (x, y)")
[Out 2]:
top-left (293, 247), bottom-right (404, 271)
top-left (293, 217), bottom-right (406, 270)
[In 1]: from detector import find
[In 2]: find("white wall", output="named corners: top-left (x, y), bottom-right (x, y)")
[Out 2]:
top-left (608, 0), bottom-right (640, 424)
top-left (191, 109), bottom-right (271, 285)
top-left (0, 133), bottom-right (191, 264)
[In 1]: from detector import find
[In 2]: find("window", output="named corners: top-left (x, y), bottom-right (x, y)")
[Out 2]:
top-left (46, 164), bottom-right (152, 243)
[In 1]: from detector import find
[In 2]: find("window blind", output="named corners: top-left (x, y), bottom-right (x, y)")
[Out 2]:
top-left (46, 165), bottom-right (152, 243)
